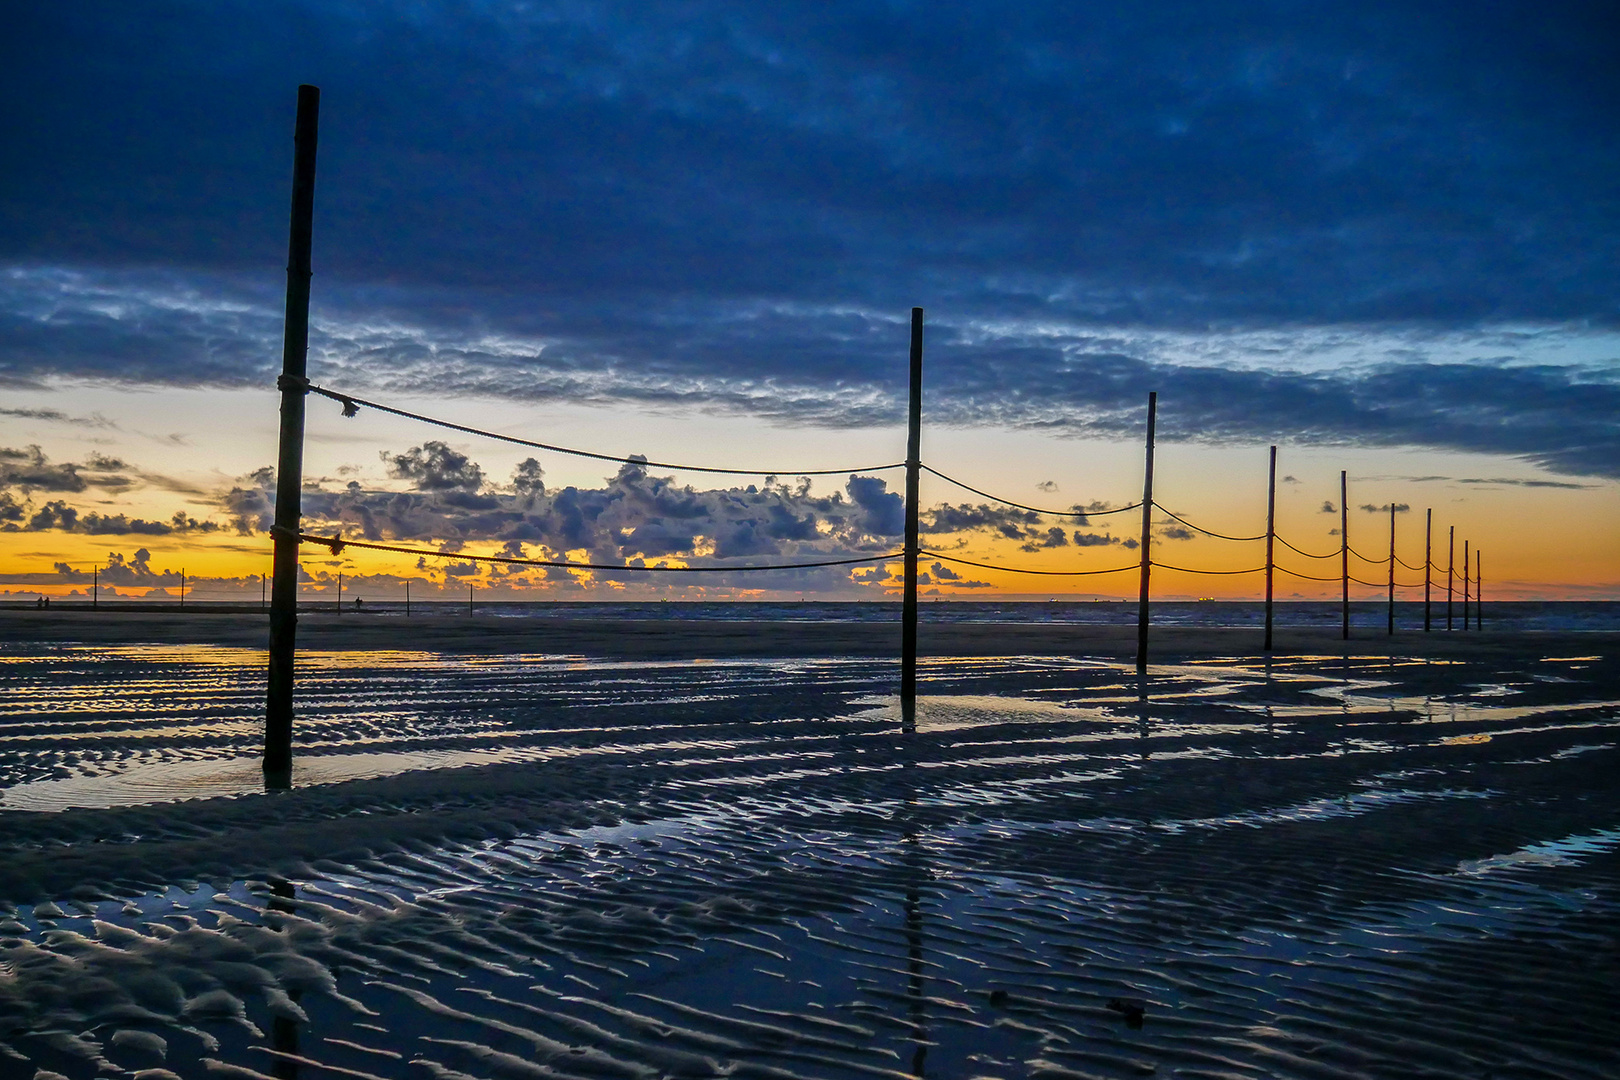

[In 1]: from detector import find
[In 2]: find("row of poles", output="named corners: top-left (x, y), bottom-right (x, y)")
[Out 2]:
top-left (260, 85), bottom-right (1488, 783)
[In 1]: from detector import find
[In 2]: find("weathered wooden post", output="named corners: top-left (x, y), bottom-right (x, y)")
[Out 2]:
top-left (1463, 540), bottom-right (1470, 630)
top-left (1423, 509), bottom-right (1432, 631)
top-left (1135, 392), bottom-right (1157, 672)
top-left (265, 84), bottom-right (321, 786)
top-left (1339, 471), bottom-right (1349, 641)
top-left (1264, 445), bottom-right (1276, 652)
top-left (901, 307), bottom-right (924, 714)
top-left (92, 566), bottom-right (97, 609)
top-left (1387, 503), bottom-right (1395, 636)
top-left (1446, 525), bottom-right (1455, 630)
top-left (405, 579), bottom-right (411, 617)
top-left (1476, 552), bottom-right (1482, 630)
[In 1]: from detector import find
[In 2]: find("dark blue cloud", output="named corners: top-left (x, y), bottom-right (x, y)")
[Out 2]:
top-left (3, 1), bottom-right (1618, 476)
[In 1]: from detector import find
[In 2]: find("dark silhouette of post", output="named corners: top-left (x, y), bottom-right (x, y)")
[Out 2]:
top-left (901, 308), bottom-right (924, 712)
top-left (337, 571), bottom-right (342, 614)
top-left (1264, 445), bottom-right (1276, 652)
top-left (1463, 540), bottom-right (1470, 630)
top-left (405, 579), bottom-right (411, 617)
top-left (1446, 525), bottom-right (1455, 630)
top-left (180, 568), bottom-right (185, 608)
top-left (1476, 552), bottom-right (1482, 630)
top-left (1386, 503), bottom-right (1395, 635)
top-left (1339, 471), bottom-right (1349, 640)
top-left (92, 566), bottom-right (97, 609)
top-left (1135, 392), bottom-right (1157, 672)
top-left (1423, 509), bottom-right (1432, 631)
top-left (469, 582), bottom-right (474, 616)
top-left (265, 84), bottom-right (321, 786)
top-left (261, 572), bottom-right (266, 611)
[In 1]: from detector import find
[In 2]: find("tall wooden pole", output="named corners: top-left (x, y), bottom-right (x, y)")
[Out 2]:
top-left (1446, 525), bottom-right (1455, 630)
top-left (1423, 509), bottom-right (1432, 631)
top-left (469, 582), bottom-right (474, 616)
top-left (1135, 392), bottom-right (1157, 672)
top-left (265, 84), bottom-right (321, 785)
top-left (1386, 503), bottom-right (1395, 636)
top-left (1339, 471), bottom-right (1349, 640)
top-left (337, 571), bottom-right (342, 614)
top-left (901, 308), bottom-right (924, 710)
top-left (92, 566), bottom-right (97, 609)
top-left (1264, 445), bottom-right (1276, 652)
top-left (1463, 540), bottom-right (1470, 630)
top-left (1476, 552), bottom-right (1482, 630)
top-left (405, 579), bottom-right (410, 617)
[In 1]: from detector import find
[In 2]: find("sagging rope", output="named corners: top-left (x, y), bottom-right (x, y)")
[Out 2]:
top-left (281, 377), bottom-right (906, 478)
top-left (1151, 504), bottom-right (1266, 543)
top-left (1275, 565), bottom-right (1341, 582)
top-left (300, 533), bottom-right (901, 573)
top-left (922, 551), bottom-right (1138, 576)
top-left (1276, 536), bottom-right (1338, 560)
top-left (921, 466), bottom-right (1142, 518)
top-left (1152, 562), bottom-right (1266, 575)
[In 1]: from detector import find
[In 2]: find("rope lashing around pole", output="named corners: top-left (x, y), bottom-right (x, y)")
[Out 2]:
top-left (1275, 565), bottom-right (1343, 582)
top-left (1276, 535), bottom-right (1339, 559)
top-left (300, 533), bottom-right (902, 573)
top-left (285, 378), bottom-right (906, 477)
top-left (1151, 503), bottom-right (1266, 542)
top-left (922, 551), bottom-right (1139, 576)
top-left (1151, 562), bottom-right (1267, 575)
top-left (920, 466), bottom-right (1143, 518)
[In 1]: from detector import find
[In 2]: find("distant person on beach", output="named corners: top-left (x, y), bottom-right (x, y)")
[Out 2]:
top-left (355, 597), bottom-right (363, 610)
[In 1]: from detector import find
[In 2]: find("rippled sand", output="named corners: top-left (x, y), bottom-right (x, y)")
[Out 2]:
top-left (1, 617), bottom-right (1617, 1078)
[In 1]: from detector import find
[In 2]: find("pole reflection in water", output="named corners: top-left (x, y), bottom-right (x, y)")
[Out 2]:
top-left (900, 711), bottom-right (928, 1076)
top-left (1136, 671), bottom-right (1152, 756)
top-left (268, 876), bottom-right (302, 1079)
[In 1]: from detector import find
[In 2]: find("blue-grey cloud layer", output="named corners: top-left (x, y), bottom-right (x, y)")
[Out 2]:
top-left (3, 2), bottom-right (1618, 473)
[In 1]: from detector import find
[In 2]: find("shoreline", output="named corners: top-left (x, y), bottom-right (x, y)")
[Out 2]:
top-left (3, 608), bottom-right (1613, 661)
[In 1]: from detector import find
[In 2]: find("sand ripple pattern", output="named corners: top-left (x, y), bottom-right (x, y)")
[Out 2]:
top-left (1, 643), bottom-right (1618, 1078)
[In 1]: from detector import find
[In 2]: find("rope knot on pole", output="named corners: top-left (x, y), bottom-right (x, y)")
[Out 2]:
top-left (276, 373), bottom-right (312, 395)
top-left (268, 523), bottom-right (302, 542)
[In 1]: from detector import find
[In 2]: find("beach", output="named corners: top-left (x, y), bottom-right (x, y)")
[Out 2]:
top-left (2, 608), bottom-right (1617, 1078)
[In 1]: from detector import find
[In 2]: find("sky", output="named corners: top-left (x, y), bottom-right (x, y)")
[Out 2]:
top-left (1, 0), bottom-right (1616, 601)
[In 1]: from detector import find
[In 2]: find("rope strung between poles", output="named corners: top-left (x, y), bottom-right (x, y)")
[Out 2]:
top-left (300, 533), bottom-right (902, 573)
top-left (1394, 554), bottom-right (1427, 572)
top-left (922, 551), bottom-right (1139, 576)
top-left (1275, 565), bottom-right (1342, 582)
top-left (1347, 544), bottom-right (1391, 565)
top-left (1151, 562), bottom-right (1266, 575)
top-left (285, 378), bottom-right (906, 477)
top-left (1151, 503), bottom-right (1266, 542)
top-left (920, 466), bottom-right (1142, 518)
top-left (1350, 573), bottom-right (1426, 589)
top-left (1276, 535), bottom-right (1338, 559)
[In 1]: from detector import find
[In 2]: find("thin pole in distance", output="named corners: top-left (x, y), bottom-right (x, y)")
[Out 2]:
top-left (1264, 445), bottom-right (1276, 652)
top-left (901, 307), bottom-right (924, 722)
top-left (1423, 509), bottom-right (1432, 632)
top-left (1447, 525), bottom-right (1455, 630)
top-left (1339, 471), bottom-right (1349, 641)
top-left (1386, 503), bottom-right (1395, 636)
top-left (1463, 539), bottom-right (1470, 630)
top-left (265, 83), bottom-right (321, 788)
top-left (1135, 392), bottom-right (1157, 673)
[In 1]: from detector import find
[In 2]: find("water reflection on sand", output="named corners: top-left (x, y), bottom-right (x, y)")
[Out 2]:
top-left (1, 642), bottom-right (1617, 1077)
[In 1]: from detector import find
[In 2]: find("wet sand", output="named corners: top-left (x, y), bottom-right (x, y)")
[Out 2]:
top-left (2, 613), bottom-right (1617, 1078)
top-left (3, 607), bottom-right (1610, 661)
